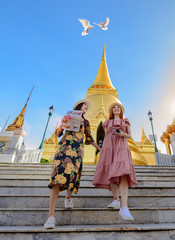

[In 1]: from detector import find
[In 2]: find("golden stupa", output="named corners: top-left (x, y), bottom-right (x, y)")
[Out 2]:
top-left (5, 86), bottom-right (34, 131)
top-left (42, 46), bottom-right (156, 165)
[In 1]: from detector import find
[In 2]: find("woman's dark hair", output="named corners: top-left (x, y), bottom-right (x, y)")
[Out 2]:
top-left (75, 103), bottom-right (84, 111)
top-left (74, 102), bottom-right (87, 120)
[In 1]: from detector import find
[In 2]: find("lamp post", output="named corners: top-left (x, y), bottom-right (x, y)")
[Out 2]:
top-left (148, 111), bottom-right (158, 153)
top-left (39, 106), bottom-right (55, 149)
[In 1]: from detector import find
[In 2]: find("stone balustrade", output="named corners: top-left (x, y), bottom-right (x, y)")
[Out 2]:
top-left (155, 152), bottom-right (175, 166)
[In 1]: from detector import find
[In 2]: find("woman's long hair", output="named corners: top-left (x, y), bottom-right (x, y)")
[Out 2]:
top-left (109, 105), bottom-right (124, 119)
top-left (74, 102), bottom-right (89, 132)
top-left (74, 102), bottom-right (86, 120)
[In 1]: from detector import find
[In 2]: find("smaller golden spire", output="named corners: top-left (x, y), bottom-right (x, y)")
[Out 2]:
top-left (141, 126), bottom-right (153, 145)
top-left (90, 45), bottom-right (115, 89)
top-left (6, 86), bottom-right (34, 131)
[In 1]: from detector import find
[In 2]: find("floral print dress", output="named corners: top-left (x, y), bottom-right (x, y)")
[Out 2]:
top-left (48, 119), bottom-right (94, 194)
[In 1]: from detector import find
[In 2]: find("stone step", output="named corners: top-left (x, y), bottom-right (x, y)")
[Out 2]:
top-left (1, 166), bottom-right (175, 172)
top-left (0, 179), bottom-right (175, 188)
top-left (0, 207), bottom-right (175, 226)
top-left (1, 162), bottom-right (175, 168)
top-left (1, 164), bottom-right (175, 170)
top-left (0, 178), bottom-right (174, 187)
top-left (0, 224), bottom-right (175, 240)
top-left (1, 164), bottom-right (175, 171)
top-left (0, 186), bottom-right (174, 195)
top-left (1, 172), bottom-right (175, 178)
top-left (0, 175), bottom-right (175, 184)
top-left (0, 195), bottom-right (175, 208)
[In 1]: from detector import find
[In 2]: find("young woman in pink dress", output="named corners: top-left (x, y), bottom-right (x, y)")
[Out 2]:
top-left (93, 102), bottom-right (137, 221)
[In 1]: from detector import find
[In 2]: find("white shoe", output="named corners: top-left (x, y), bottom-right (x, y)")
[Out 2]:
top-left (65, 198), bottom-right (73, 209)
top-left (108, 200), bottom-right (120, 209)
top-left (44, 216), bottom-right (55, 229)
top-left (119, 207), bottom-right (134, 221)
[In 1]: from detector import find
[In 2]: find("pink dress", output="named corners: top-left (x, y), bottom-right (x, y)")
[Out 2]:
top-left (93, 118), bottom-right (137, 190)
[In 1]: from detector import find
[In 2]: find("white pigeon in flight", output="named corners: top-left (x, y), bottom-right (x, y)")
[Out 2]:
top-left (94, 17), bottom-right (110, 30)
top-left (78, 19), bottom-right (94, 36)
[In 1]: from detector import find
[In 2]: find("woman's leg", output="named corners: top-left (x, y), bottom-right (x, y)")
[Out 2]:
top-left (66, 189), bottom-right (72, 199)
top-left (48, 184), bottom-right (60, 217)
top-left (65, 189), bottom-right (73, 209)
top-left (110, 183), bottom-right (120, 201)
top-left (119, 175), bottom-right (128, 208)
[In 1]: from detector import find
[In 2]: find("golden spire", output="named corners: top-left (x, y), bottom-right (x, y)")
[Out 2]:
top-left (141, 126), bottom-right (153, 145)
top-left (90, 45), bottom-right (115, 90)
top-left (6, 86), bottom-right (34, 131)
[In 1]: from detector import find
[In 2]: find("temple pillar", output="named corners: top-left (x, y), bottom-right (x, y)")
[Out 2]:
top-left (165, 138), bottom-right (171, 155)
top-left (170, 132), bottom-right (175, 155)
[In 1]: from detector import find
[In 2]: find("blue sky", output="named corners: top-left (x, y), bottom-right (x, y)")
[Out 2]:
top-left (0, 0), bottom-right (175, 153)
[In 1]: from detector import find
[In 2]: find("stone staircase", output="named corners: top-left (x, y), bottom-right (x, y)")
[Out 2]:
top-left (0, 162), bottom-right (175, 240)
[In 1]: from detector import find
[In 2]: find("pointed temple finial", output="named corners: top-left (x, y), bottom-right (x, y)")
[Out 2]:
top-left (90, 45), bottom-right (115, 90)
top-left (141, 126), bottom-right (153, 145)
top-left (44, 121), bottom-right (58, 145)
top-left (102, 45), bottom-right (106, 60)
top-left (6, 86), bottom-right (34, 131)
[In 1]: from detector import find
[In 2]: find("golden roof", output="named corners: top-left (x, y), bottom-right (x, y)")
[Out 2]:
top-left (160, 118), bottom-right (175, 142)
top-left (5, 86), bottom-right (34, 131)
top-left (141, 126), bottom-right (153, 145)
top-left (90, 45), bottom-right (115, 90)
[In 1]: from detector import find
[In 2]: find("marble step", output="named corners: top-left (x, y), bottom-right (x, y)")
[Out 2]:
top-left (0, 180), bottom-right (175, 189)
top-left (1, 163), bottom-right (175, 168)
top-left (1, 164), bottom-right (175, 171)
top-left (1, 162), bottom-right (175, 168)
top-left (0, 224), bottom-right (175, 240)
top-left (0, 195), bottom-right (175, 208)
top-left (1, 172), bottom-right (175, 179)
top-left (0, 178), bottom-right (175, 187)
top-left (0, 207), bottom-right (175, 226)
top-left (0, 186), bottom-right (175, 195)
top-left (1, 166), bottom-right (175, 172)
top-left (0, 175), bottom-right (175, 185)
top-left (1, 176), bottom-right (175, 183)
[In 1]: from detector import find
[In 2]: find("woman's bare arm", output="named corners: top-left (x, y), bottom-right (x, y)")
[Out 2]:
top-left (91, 141), bottom-right (101, 151)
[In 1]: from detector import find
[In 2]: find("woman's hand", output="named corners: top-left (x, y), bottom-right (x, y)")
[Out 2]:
top-left (61, 116), bottom-right (67, 126)
top-left (92, 142), bottom-right (102, 151)
top-left (55, 116), bottom-right (67, 136)
top-left (113, 129), bottom-right (127, 138)
top-left (98, 146), bottom-right (102, 151)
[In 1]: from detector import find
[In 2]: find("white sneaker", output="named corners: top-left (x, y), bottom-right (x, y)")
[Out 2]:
top-left (108, 200), bottom-right (120, 209)
top-left (65, 198), bottom-right (73, 209)
top-left (119, 207), bottom-right (134, 221)
top-left (44, 216), bottom-right (55, 229)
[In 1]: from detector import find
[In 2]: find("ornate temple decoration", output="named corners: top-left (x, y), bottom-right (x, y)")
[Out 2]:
top-left (161, 118), bottom-right (175, 154)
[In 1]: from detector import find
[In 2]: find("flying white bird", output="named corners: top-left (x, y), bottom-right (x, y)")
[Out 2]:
top-left (94, 17), bottom-right (110, 30)
top-left (78, 19), bottom-right (94, 36)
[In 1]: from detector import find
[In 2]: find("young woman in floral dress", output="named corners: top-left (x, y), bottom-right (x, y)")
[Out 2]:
top-left (93, 102), bottom-right (137, 221)
top-left (44, 100), bottom-right (101, 229)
